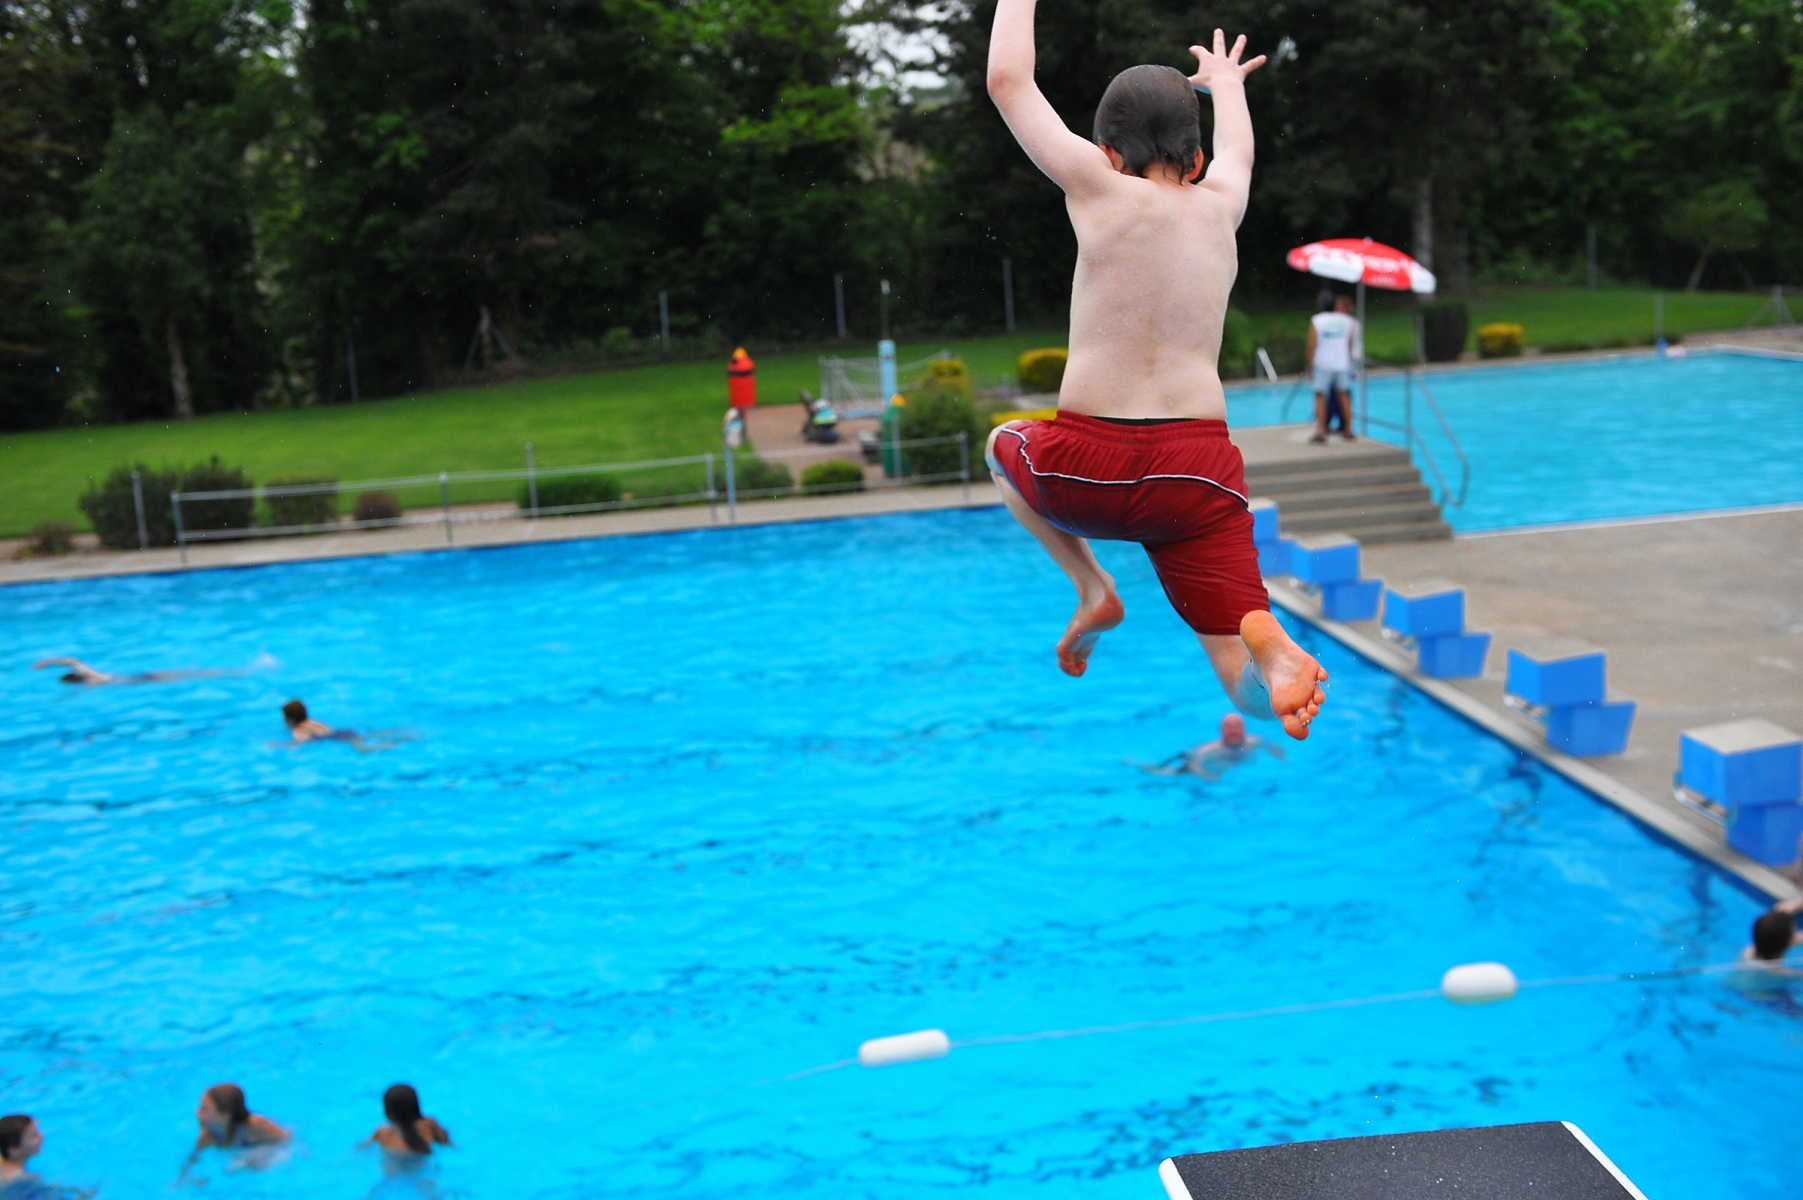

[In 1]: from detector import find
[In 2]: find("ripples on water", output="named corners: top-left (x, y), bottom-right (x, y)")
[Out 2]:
top-left (0, 510), bottom-right (1795, 1197)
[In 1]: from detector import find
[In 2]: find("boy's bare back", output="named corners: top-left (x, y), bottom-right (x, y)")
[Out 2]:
top-left (987, 13), bottom-right (1265, 419)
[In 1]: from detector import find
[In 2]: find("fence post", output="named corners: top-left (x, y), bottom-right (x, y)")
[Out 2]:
top-left (724, 440), bottom-right (737, 522)
top-left (1003, 258), bottom-right (1016, 333)
top-left (958, 431), bottom-right (971, 501)
top-left (659, 292), bottom-right (671, 351)
top-left (526, 443), bottom-right (539, 519)
top-left (705, 451), bottom-right (717, 522)
top-left (834, 273), bottom-right (847, 339)
top-left (889, 417), bottom-right (903, 486)
top-left (131, 469), bottom-right (148, 551)
top-left (171, 493), bottom-right (187, 565)
top-left (439, 471), bottom-right (453, 543)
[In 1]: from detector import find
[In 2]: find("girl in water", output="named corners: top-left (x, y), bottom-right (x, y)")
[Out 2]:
top-left (191, 1084), bottom-right (290, 1152)
top-left (366, 1085), bottom-right (452, 1156)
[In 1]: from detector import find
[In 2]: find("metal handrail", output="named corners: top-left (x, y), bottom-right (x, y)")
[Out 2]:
top-left (1405, 369), bottom-right (1470, 507)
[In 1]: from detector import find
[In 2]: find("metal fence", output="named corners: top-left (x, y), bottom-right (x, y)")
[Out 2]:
top-left (166, 432), bottom-right (975, 564)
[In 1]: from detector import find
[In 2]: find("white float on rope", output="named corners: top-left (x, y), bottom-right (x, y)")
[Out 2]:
top-left (858, 1028), bottom-right (951, 1068)
top-left (1440, 961), bottom-right (1519, 1005)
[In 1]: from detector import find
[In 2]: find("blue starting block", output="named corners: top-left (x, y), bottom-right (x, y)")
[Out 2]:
top-left (1289, 534), bottom-right (1382, 621)
top-left (1383, 580), bottom-right (1490, 679)
top-left (1288, 534), bottom-right (1361, 585)
top-left (1504, 638), bottom-right (1635, 756)
top-left (1680, 719), bottom-right (1803, 866)
top-left (1249, 498), bottom-right (1293, 579)
top-left (1383, 579), bottom-right (1467, 640)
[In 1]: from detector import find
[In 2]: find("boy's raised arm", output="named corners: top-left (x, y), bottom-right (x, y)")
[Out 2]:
top-left (987, 0), bottom-right (1112, 193)
top-left (1191, 30), bottom-right (1266, 225)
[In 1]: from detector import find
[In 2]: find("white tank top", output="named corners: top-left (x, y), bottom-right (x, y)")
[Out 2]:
top-left (1311, 312), bottom-right (1359, 372)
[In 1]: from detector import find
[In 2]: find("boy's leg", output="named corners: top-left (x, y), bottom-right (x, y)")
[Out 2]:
top-left (993, 471), bottom-right (1124, 677)
top-left (1311, 389), bottom-right (1328, 442)
top-left (1197, 613), bottom-right (1327, 739)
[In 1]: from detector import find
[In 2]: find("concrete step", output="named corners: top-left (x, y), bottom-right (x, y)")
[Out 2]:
top-left (1246, 463), bottom-right (1426, 493)
top-left (1251, 482), bottom-right (1433, 514)
top-left (1346, 518), bottom-right (1456, 544)
top-left (1280, 500), bottom-right (1447, 535)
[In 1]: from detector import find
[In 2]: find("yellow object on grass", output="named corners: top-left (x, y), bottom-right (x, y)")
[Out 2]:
top-left (1477, 323), bottom-right (1525, 358)
top-left (989, 407), bottom-right (1059, 427)
top-left (1017, 348), bottom-right (1068, 394)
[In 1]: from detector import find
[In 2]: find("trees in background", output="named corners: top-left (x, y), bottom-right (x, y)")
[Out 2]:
top-left (3, 0), bottom-right (1802, 430)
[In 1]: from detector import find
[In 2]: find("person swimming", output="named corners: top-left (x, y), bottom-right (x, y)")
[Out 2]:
top-left (191, 1083), bottom-right (290, 1153)
top-left (366, 1084), bottom-right (452, 1156)
top-left (33, 657), bottom-right (226, 686)
top-left (280, 700), bottom-right (411, 752)
top-left (1145, 713), bottom-right (1285, 780)
top-left (0, 1114), bottom-right (43, 1185)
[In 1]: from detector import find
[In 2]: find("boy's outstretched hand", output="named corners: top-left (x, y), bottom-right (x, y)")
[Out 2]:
top-left (1189, 29), bottom-right (1265, 93)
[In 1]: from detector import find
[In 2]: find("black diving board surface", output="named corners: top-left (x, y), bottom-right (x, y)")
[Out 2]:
top-left (1159, 1121), bottom-right (1648, 1200)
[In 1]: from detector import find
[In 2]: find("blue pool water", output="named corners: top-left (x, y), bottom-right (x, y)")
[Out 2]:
top-left (3, 511), bottom-right (1798, 1198)
top-left (1225, 349), bottom-right (1803, 530)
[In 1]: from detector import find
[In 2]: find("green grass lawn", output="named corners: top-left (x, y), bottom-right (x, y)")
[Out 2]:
top-left (0, 289), bottom-right (1778, 537)
top-left (1246, 286), bottom-right (1772, 364)
top-left (0, 331), bottom-right (1067, 536)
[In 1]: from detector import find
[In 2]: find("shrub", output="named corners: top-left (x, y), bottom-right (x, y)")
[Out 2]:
top-left (1017, 347), bottom-right (1067, 394)
top-left (731, 454), bottom-right (793, 496)
top-left (79, 464), bottom-right (180, 549)
top-left (28, 521), bottom-right (74, 556)
top-left (178, 457), bottom-right (255, 535)
top-left (801, 459), bottom-right (866, 495)
top-left (1219, 307), bottom-right (1254, 378)
top-left (1478, 322), bottom-right (1525, 358)
top-left (264, 476), bottom-right (340, 531)
top-left (353, 490), bottom-right (403, 523)
top-left (918, 357), bottom-right (974, 399)
top-left (524, 473), bottom-right (624, 513)
top-left (1260, 327), bottom-right (1307, 376)
top-left (1421, 302), bottom-right (1469, 363)
top-left (897, 385), bottom-right (984, 478)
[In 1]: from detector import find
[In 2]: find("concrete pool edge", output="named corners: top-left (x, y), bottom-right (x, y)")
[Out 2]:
top-left (1266, 579), bottom-right (1800, 903)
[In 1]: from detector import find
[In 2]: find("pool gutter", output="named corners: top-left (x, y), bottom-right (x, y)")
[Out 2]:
top-left (1265, 579), bottom-right (1800, 903)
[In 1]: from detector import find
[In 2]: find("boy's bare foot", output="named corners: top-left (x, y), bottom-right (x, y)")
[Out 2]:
top-left (1240, 610), bottom-right (1328, 739)
top-left (1056, 587), bottom-right (1125, 677)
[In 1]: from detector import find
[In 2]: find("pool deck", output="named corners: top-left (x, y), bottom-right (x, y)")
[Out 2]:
top-left (1272, 505), bottom-right (1803, 900)
top-left (5, 437), bottom-right (1798, 899)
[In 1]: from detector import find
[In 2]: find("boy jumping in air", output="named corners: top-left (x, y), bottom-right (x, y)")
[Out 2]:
top-left (984, 6), bottom-right (1328, 738)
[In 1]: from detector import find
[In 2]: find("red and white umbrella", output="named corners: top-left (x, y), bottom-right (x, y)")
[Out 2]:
top-left (1287, 238), bottom-right (1437, 294)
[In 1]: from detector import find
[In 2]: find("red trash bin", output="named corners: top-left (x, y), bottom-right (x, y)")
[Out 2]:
top-left (727, 347), bottom-right (757, 408)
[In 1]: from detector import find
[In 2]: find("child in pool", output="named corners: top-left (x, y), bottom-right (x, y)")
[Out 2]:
top-left (280, 700), bottom-right (411, 752)
top-left (191, 1083), bottom-right (290, 1152)
top-left (983, 6), bottom-right (1327, 737)
top-left (366, 1085), bottom-right (452, 1156)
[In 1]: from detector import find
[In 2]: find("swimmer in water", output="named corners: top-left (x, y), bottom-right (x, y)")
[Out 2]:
top-left (34, 657), bottom-right (227, 686)
top-left (0, 1114), bottom-right (43, 1186)
top-left (364, 1084), bottom-right (452, 1156)
top-left (279, 699), bottom-right (411, 752)
top-left (190, 1083), bottom-right (290, 1153)
top-left (1740, 902), bottom-right (1803, 977)
top-left (1145, 712), bottom-right (1284, 779)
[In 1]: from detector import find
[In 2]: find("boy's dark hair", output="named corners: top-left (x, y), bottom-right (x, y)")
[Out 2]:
top-left (282, 699), bottom-right (308, 725)
top-left (1093, 65), bottom-right (1200, 180)
top-left (1753, 910), bottom-right (1795, 960)
top-left (1317, 288), bottom-right (1338, 313)
top-left (0, 1114), bottom-right (33, 1161)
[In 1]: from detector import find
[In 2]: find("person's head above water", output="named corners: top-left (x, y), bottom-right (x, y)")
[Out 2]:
top-left (199, 1083), bottom-right (252, 1142)
top-left (282, 700), bottom-right (308, 727)
top-left (1093, 64), bottom-right (1202, 181)
top-left (1219, 713), bottom-right (1247, 747)
top-left (0, 1114), bottom-right (40, 1165)
top-left (384, 1083), bottom-right (430, 1153)
top-left (1752, 910), bottom-right (1795, 961)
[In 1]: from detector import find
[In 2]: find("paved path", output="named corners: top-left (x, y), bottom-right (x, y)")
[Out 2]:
top-left (0, 481), bottom-right (1003, 586)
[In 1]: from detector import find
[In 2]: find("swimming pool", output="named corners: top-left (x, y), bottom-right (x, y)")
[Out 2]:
top-left (2, 511), bottom-right (1796, 1198)
top-left (1225, 349), bottom-right (1803, 531)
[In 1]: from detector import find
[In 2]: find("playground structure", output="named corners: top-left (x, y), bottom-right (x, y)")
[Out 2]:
top-left (817, 348), bottom-right (953, 418)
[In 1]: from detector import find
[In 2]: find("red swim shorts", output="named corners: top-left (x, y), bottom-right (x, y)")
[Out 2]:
top-left (988, 413), bottom-right (1269, 637)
